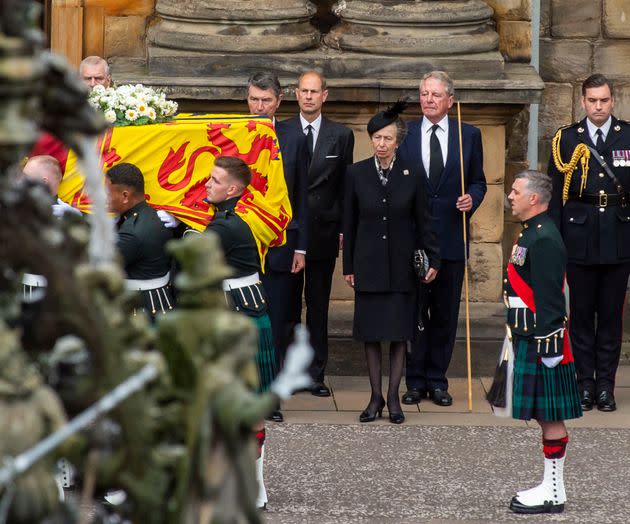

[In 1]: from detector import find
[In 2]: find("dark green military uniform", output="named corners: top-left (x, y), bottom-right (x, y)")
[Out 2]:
top-left (504, 211), bottom-right (581, 421)
top-left (117, 200), bottom-right (174, 318)
top-left (206, 196), bottom-right (277, 391)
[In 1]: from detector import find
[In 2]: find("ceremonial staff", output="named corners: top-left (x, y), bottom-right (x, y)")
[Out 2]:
top-left (457, 102), bottom-right (473, 412)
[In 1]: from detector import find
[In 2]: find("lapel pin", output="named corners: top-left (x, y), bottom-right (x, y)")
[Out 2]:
top-left (403, 169), bottom-right (409, 175)
top-left (614, 125), bottom-right (621, 132)
top-left (577, 127), bottom-right (584, 133)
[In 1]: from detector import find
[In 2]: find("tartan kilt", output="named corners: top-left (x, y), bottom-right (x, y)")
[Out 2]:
top-left (512, 334), bottom-right (582, 422)
top-left (252, 313), bottom-right (277, 393)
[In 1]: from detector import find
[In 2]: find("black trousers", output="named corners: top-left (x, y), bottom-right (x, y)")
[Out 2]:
top-left (567, 261), bottom-right (630, 393)
top-left (405, 260), bottom-right (465, 391)
top-left (262, 269), bottom-right (302, 369)
top-left (297, 257), bottom-right (336, 382)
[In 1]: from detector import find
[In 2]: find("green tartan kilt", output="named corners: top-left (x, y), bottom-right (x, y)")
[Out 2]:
top-left (252, 314), bottom-right (278, 393)
top-left (512, 335), bottom-right (582, 422)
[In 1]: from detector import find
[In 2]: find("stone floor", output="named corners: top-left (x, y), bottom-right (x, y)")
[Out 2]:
top-left (262, 367), bottom-right (630, 523)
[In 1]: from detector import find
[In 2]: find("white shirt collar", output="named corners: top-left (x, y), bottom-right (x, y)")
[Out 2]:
top-left (300, 113), bottom-right (322, 133)
top-left (421, 114), bottom-right (449, 134)
top-left (586, 116), bottom-right (612, 140)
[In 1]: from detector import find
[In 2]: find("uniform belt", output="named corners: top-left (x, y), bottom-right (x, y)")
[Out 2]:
top-left (125, 272), bottom-right (170, 291)
top-left (507, 296), bottom-right (527, 309)
top-left (22, 272), bottom-right (48, 288)
top-left (568, 192), bottom-right (628, 207)
top-left (222, 272), bottom-right (260, 291)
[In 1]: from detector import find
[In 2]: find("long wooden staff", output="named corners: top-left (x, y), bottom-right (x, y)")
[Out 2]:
top-left (457, 101), bottom-right (473, 412)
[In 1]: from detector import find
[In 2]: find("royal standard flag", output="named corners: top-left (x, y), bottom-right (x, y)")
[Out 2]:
top-left (58, 114), bottom-right (291, 269)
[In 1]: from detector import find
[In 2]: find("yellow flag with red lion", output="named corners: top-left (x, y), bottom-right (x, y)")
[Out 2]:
top-left (58, 114), bottom-right (291, 269)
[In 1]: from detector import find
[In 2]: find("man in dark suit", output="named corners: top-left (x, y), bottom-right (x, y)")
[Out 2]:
top-left (398, 70), bottom-right (487, 406)
top-left (247, 72), bottom-right (309, 420)
top-left (548, 74), bottom-right (630, 412)
top-left (283, 71), bottom-right (354, 397)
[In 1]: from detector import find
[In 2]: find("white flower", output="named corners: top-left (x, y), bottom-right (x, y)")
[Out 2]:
top-left (147, 108), bottom-right (157, 120)
top-left (104, 110), bottom-right (117, 123)
top-left (136, 102), bottom-right (149, 116)
top-left (125, 109), bottom-right (139, 121)
top-left (91, 84), bottom-right (106, 96)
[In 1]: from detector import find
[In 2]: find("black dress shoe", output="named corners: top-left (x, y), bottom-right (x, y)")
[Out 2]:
top-left (402, 388), bottom-right (425, 405)
top-left (359, 397), bottom-right (385, 423)
top-left (580, 390), bottom-right (594, 411)
top-left (310, 382), bottom-right (331, 397)
top-left (430, 388), bottom-right (453, 407)
top-left (389, 411), bottom-right (405, 424)
top-left (596, 390), bottom-right (616, 412)
top-left (266, 410), bottom-right (284, 422)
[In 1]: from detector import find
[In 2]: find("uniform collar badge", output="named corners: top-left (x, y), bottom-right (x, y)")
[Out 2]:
top-left (614, 124), bottom-right (621, 132)
top-left (403, 169), bottom-right (409, 175)
top-left (577, 126), bottom-right (584, 133)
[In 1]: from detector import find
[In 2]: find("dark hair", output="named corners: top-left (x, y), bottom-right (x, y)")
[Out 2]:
top-left (247, 71), bottom-right (281, 97)
top-left (106, 163), bottom-right (144, 194)
top-left (582, 74), bottom-right (614, 97)
top-left (214, 156), bottom-right (252, 189)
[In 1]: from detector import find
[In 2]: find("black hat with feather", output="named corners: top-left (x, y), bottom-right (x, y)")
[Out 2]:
top-left (367, 98), bottom-right (408, 135)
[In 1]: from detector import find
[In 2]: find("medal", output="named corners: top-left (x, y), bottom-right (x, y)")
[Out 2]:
top-left (510, 244), bottom-right (527, 266)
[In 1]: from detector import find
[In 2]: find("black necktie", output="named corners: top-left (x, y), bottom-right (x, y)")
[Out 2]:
top-left (305, 124), bottom-right (314, 160)
top-left (595, 128), bottom-right (604, 152)
top-left (429, 124), bottom-right (444, 187)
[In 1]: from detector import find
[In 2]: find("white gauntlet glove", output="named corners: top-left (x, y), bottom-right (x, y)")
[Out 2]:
top-left (157, 210), bottom-right (181, 229)
top-left (270, 325), bottom-right (313, 400)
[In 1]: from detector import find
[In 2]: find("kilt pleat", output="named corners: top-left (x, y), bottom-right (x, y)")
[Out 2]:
top-left (512, 335), bottom-right (582, 421)
top-left (253, 314), bottom-right (277, 393)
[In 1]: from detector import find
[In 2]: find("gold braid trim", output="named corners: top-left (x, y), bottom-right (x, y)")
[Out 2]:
top-left (551, 128), bottom-right (590, 203)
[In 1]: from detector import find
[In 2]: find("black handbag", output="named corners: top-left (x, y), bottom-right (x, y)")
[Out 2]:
top-left (413, 249), bottom-right (429, 279)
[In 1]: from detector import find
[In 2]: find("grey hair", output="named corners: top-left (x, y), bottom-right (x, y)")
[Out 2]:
top-left (79, 55), bottom-right (110, 76)
top-left (421, 70), bottom-right (454, 97)
top-left (515, 170), bottom-right (552, 205)
top-left (247, 71), bottom-right (282, 97)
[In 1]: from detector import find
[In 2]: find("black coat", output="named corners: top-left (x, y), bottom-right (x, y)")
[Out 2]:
top-left (117, 200), bottom-right (173, 279)
top-left (548, 116), bottom-right (630, 265)
top-left (283, 115), bottom-right (354, 260)
top-left (343, 157), bottom-right (440, 293)
top-left (265, 119), bottom-right (309, 272)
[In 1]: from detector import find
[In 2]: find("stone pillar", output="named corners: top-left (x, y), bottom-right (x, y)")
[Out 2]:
top-left (327, 0), bottom-right (498, 55)
top-left (148, 0), bottom-right (318, 54)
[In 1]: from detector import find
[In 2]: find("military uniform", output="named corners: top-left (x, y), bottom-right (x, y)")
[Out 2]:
top-left (548, 116), bottom-right (630, 401)
top-left (206, 196), bottom-right (277, 392)
top-left (206, 195), bottom-right (278, 511)
top-left (504, 211), bottom-right (581, 422)
top-left (117, 200), bottom-right (175, 319)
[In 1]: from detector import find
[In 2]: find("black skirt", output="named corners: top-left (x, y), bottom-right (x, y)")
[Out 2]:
top-left (353, 290), bottom-right (415, 342)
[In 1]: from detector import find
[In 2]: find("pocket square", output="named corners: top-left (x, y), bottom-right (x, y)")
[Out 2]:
top-left (325, 155), bottom-right (339, 159)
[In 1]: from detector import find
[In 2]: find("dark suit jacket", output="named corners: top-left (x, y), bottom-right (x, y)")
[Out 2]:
top-left (343, 157), bottom-right (440, 293)
top-left (266, 119), bottom-right (309, 272)
top-left (283, 115), bottom-right (354, 260)
top-left (548, 116), bottom-right (630, 265)
top-left (398, 117), bottom-right (486, 261)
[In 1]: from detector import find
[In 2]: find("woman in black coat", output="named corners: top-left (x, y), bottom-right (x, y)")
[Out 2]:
top-left (343, 102), bottom-right (440, 423)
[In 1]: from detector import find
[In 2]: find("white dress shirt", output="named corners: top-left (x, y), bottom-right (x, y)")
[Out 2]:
top-left (421, 115), bottom-right (449, 177)
top-left (586, 116), bottom-right (612, 145)
top-left (300, 113), bottom-right (322, 153)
